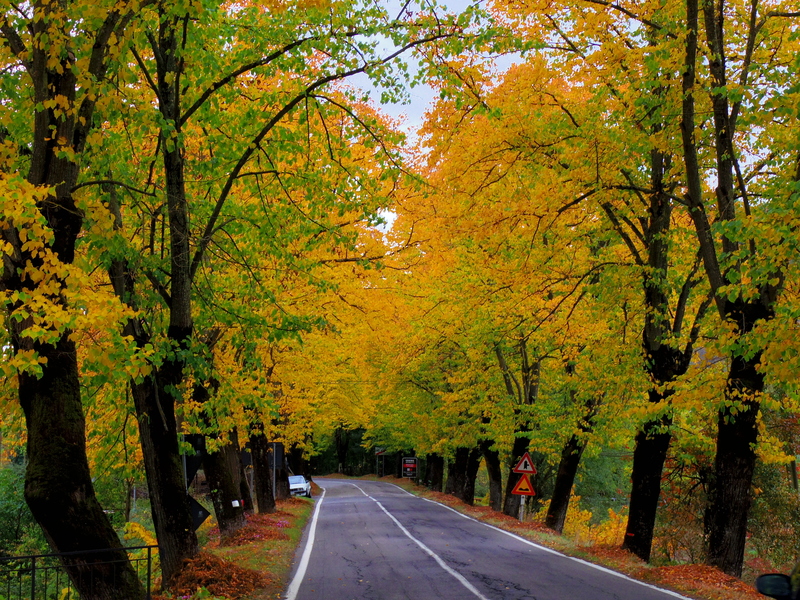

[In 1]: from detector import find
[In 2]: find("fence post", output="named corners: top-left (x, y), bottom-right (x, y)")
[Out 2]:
top-left (146, 546), bottom-right (152, 600)
top-left (30, 555), bottom-right (36, 600)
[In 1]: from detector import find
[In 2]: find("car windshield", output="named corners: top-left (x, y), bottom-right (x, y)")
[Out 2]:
top-left (288, 476), bottom-right (305, 484)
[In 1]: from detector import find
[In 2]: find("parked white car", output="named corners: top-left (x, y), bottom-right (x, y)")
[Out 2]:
top-left (288, 475), bottom-right (312, 498)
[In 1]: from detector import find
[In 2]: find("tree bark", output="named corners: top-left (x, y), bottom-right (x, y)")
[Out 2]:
top-left (250, 431), bottom-right (276, 513)
top-left (193, 375), bottom-right (247, 539)
top-left (131, 375), bottom-right (198, 587)
top-left (545, 434), bottom-right (587, 534)
top-left (334, 427), bottom-right (349, 474)
top-left (120, 13), bottom-right (203, 586)
top-left (622, 134), bottom-right (700, 561)
top-left (202, 437), bottom-right (247, 540)
top-left (239, 444), bottom-right (255, 514)
top-left (19, 340), bottom-right (143, 600)
top-left (273, 443), bottom-right (290, 500)
top-left (623, 422), bottom-right (671, 558)
top-left (445, 447), bottom-right (481, 505)
top-left (108, 176), bottom-right (199, 587)
top-left (393, 453), bottom-right (404, 479)
top-left (425, 454), bottom-right (444, 492)
top-left (503, 435), bottom-right (530, 517)
top-left (705, 313), bottom-right (770, 576)
top-left (289, 444), bottom-right (308, 478)
top-left (496, 343), bottom-right (540, 517)
top-left (480, 441), bottom-right (503, 511)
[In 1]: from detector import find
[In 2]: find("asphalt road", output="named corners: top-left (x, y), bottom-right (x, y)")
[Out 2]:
top-left (285, 478), bottom-right (690, 600)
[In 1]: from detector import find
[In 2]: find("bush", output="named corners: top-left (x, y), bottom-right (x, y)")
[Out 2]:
top-left (746, 461), bottom-right (800, 576)
top-left (0, 462), bottom-right (48, 556)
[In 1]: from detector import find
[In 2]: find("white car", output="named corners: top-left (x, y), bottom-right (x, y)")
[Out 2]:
top-left (288, 475), bottom-right (312, 498)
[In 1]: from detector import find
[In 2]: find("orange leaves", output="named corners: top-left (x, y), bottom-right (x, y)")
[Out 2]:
top-left (163, 552), bottom-right (267, 599)
top-left (644, 564), bottom-right (764, 600)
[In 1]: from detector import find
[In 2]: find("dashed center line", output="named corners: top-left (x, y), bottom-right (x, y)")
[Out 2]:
top-left (349, 483), bottom-right (489, 600)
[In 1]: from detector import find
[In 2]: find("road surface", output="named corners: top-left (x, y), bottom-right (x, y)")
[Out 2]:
top-left (285, 478), bottom-right (689, 600)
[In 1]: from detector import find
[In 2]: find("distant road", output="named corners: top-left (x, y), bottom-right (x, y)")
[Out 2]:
top-left (285, 479), bottom-right (690, 600)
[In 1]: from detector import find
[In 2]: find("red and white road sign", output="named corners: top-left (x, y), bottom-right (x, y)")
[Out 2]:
top-left (512, 452), bottom-right (537, 474)
top-left (511, 474), bottom-right (536, 496)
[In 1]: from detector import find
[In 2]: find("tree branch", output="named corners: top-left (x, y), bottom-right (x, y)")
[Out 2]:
top-left (72, 179), bottom-right (156, 196)
top-left (180, 37), bottom-right (314, 126)
top-left (189, 29), bottom-right (456, 281)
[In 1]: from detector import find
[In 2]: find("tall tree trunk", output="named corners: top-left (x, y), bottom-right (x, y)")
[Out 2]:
top-left (108, 193), bottom-right (197, 587)
top-left (445, 447), bottom-right (481, 505)
top-left (273, 443), bottom-right (290, 500)
top-left (480, 441), bottom-right (503, 511)
top-left (545, 434), bottom-right (587, 534)
top-left (679, 0), bottom-right (780, 576)
top-left (202, 438), bottom-right (247, 540)
top-left (193, 370), bottom-right (246, 538)
top-left (289, 444), bottom-right (308, 477)
top-left (250, 430), bottom-right (276, 514)
top-left (503, 435), bottom-right (530, 517)
top-left (123, 13), bottom-right (204, 586)
top-left (705, 318), bottom-right (769, 575)
top-left (131, 375), bottom-right (198, 586)
top-left (623, 417), bottom-right (671, 558)
top-left (335, 427), bottom-right (349, 474)
top-left (496, 343), bottom-right (540, 517)
top-left (239, 442), bottom-right (255, 514)
top-left (109, 202), bottom-right (198, 586)
top-left (463, 448), bottom-right (482, 506)
top-left (425, 454), bottom-right (444, 492)
top-left (394, 453), bottom-right (404, 479)
top-left (19, 340), bottom-right (143, 600)
top-left (622, 135), bottom-right (701, 560)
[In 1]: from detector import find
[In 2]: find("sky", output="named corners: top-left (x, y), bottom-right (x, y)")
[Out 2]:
top-left (348, 0), bottom-right (504, 139)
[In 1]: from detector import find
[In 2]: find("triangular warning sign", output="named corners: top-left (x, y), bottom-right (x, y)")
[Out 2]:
top-left (512, 452), bottom-right (537, 474)
top-left (511, 474), bottom-right (536, 496)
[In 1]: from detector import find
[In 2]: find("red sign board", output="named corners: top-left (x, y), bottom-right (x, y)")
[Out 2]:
top-left (511, 474), bottom-right (536, 496)
top-left (402, 457), bottom-right (418, 478)
top-left (512, 452), bottom-right (537, 474)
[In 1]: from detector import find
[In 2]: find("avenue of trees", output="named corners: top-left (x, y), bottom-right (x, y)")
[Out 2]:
top-left (1, 0), bottom-right (800, 595)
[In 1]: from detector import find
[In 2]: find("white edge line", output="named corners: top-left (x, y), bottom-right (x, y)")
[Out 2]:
top-left (350, 483), bottom-right (489, 600)
top-left (284, 485), bottom-right (326, 600)
top-left (381, 482), bottom-right (692, 600)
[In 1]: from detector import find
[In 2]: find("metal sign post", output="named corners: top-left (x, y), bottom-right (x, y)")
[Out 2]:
top-left (511, 451), bottom-right (537, 521)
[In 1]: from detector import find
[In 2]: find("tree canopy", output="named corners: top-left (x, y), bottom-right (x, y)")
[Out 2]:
top-left (2, 0), bottom-right (800, 589)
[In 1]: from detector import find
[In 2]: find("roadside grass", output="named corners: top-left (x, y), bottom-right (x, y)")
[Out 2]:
top-left (208, 497), bottom-right (313, 600)
top-left (151, 491), bottom-right (316, 600)
top-left (365, 475), bottom-right (763, 600)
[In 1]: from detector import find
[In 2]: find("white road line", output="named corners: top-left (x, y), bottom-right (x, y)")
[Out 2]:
top-left (380, 482), bottom-right (691, 600)
top-left (284, 485), bottom-right (326, 600)
top-left (350, 483), bottom-right (490, 600)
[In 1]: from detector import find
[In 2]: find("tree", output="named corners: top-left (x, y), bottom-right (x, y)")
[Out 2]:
top-left (75, 0), bottom-right (495, 583)
top-left (0, 0), bottom-right (148, 595)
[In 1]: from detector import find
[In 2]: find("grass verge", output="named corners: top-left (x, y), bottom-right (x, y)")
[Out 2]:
top-left (153, 491), bottom-right (316, 600)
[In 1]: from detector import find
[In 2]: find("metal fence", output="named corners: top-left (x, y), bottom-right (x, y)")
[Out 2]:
top-left (0, 545), bottom-right (157, 600)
